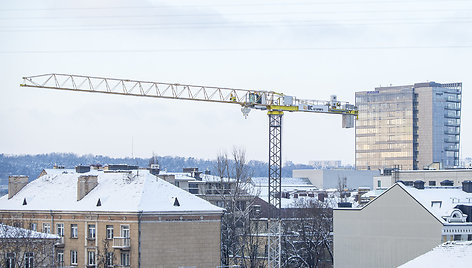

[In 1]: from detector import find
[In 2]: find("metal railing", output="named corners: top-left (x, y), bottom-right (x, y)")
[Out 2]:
top-left (113, 237), bottom-right (130, 249)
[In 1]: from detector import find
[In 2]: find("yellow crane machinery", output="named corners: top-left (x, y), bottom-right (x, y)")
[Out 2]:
top-left (21, 73), bottom-right (358, 268)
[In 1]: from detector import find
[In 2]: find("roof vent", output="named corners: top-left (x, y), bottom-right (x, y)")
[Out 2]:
top-left (173, 197), bottom-right (180, 207)
top-left (462, 180), bottom-right (472, 193)
top-left (440, 180), bottom-right (454, 186)
top-left (75, 165), bottom-right (91, 173)
top-left (96, 198), bottom-right (101, 207)
top-left (22, 198), bottom-right (27, 205)
top-left (413, 180), bottom-right (425, 190)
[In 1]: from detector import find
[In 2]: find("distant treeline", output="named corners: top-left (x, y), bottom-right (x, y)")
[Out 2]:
top-left (0, 153), bottom-right (317, 184)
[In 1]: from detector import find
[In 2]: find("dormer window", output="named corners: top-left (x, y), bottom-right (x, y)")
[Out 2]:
top-left (445, 209), bottom-right (466, 223)
top-left (431, 201), bottom-right (442, 208)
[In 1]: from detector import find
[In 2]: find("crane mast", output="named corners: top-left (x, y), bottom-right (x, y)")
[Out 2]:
top-left (21, 73), bottom-right (358, 268)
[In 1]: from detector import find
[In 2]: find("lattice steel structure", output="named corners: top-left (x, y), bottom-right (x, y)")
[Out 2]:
top-left (21, 73), bottom-right (358, 267)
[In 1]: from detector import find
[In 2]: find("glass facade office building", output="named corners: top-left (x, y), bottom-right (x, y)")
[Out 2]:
top-left (356, 82), bottom-right (462, 170)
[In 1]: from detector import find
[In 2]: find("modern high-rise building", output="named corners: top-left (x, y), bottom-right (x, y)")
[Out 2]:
top-left (356, 82), bottom-right (462, 170)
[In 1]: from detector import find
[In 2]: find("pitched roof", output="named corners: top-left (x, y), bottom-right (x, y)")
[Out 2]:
top-left (399, 241), bottom-right (472, 268)
top-left (398, 183), bottom-right (472, 225)
top-left (0, 169), bottom-right (224, 214)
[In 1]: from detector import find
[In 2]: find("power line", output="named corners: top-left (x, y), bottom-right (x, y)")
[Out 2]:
top-left (1, 45), bottom-right (471, 54)
top-left (0, 0), bottom-right (471, 12)
top-left (1, 18), bottom-right (471, 32)
top-left (0, 8), bottom-right (471, 20)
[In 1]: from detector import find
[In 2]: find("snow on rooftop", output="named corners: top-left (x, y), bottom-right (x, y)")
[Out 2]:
top-left (399, 241), bottom-right (472, 268)
top-left (0, 224), bottom-right (59, 239)
top-left (0, 169), bottom-right (223, 214)
top-left (398, 183), bottom-right (472, 225)
top-left (251, 177), bottom-right (313, 186)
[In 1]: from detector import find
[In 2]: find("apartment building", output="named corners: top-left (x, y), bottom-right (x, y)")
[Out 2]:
top-left (0, 167), bottom-right (224, 268)
top-left (356, 82), bottom-right (462, 170)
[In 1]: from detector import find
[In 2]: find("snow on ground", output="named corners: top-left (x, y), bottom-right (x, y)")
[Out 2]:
top-left (399, 241), bottom-right (472, 268)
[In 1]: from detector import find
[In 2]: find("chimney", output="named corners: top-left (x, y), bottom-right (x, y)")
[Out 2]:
top-left (157, 174), bottom-right (175, 184)
top-left (8, 176), bottom-right (28, 199)
top-left (413, 180), bottom-right (425, 190)
top-left (462, 180), bottom-right (472, 193)
top-left (75, 165), bottom-right (91, 173)
top-left (77, 175), bottom-right (98, 201)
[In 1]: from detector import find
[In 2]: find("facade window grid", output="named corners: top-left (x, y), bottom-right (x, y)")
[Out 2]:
top-left (88, 224), bottom-right (96, 239)
top-left (70, 250), bottom-right (78, 265)
top-left (71, 224), bottom-right (78, 238)
top-left (56, 223), bottom-right (64, 237)
top-left (42, 223), bottom-right (50, 234)
top-left (88, 251), bottom-right (96, 266)
top-left (106, 225), bottom-right (114, 240)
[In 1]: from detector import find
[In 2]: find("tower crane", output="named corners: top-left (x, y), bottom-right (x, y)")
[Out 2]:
top-left (21, 73), bottom-right (358, 268)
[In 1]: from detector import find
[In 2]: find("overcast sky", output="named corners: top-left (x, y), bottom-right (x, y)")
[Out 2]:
top-left (1, 0), bottom-right (471, 165)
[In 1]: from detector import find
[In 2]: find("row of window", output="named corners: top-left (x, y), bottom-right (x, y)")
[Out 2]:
top-left (55, 250), bottom-right (130, 267)
top-left (5, 253), bottom-right (33, 268)
top-left (32, 223), bottom-right (129, 239)
top-left (442, 234), bottom-right (472, 242)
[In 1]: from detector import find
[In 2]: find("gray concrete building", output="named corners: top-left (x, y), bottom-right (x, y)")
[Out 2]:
top-left (356, 82), bottom-right (462, 170)
top-left (334, 182), bottom-right (472, 268)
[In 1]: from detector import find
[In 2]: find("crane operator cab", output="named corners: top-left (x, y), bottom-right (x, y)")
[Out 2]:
top-left (248, 92), bottom-right (264, 104)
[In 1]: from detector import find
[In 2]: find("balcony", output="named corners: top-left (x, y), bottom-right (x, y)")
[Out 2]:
top-left (113, 237), bottom-right (130, 250)
top-left (445, 111), bottom-right (460, 119)
top-left (445, 145), bottom-right (459, 151)
top-left (54, 236), bottom-right (65, 247)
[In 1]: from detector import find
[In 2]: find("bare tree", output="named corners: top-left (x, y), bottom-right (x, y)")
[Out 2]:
top-left (96, 239), bottom-right (116, 268)
top-left (0, 221), bottom-right (57, 268)
top-left (217, 147), bottom-right (266, 268)
top-left (281, 199), bottom-right (333, 268)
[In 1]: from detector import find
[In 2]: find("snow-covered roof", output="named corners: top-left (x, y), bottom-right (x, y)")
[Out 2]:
top-left (251, 177), bottom-right (313, 187)
top-left (0, 169), bottom-right (224, 214)
top-left (399, 241), bottom-right (472, 268)
top-left (399, 183), bottom-right (472, 225)
top-left (0, 224), bottom-right (59, 239)
top-left (160, 172), bottom-right (235, 183)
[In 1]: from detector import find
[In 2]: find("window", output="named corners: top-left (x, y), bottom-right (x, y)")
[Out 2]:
top-left (468, 234), bottom-right (472, 241)
top-left (56, 223), bottom-right (64, 237)
top-left (88, 224), bottom-right (96, 239)
top-left (106, 225), bottom-right (114, 240)
top-left (71, 224), bottom-right (78, 238)
top-left (6, 253), bottom-right (15, 268)
top-left (121, 253), bottom-right (130, 267)
top-left (24, 252), bottom-right (34, 268)
top-left (57, 250), bottom-right (64, 267)
top-left (106, 252), bottom-right (114, 267)
top-left (42, 223), bottom-right (50, 234)
top-left (30, 223), bottom-right (37, 231)
top-left (70, 250), bottom-right (78, 265)
top-left (377, 180), bottom-right (381, 188)
top-left (429, 181), bottom-right (436, 186)
top-left (454, 234), bottom-right (462, 241)
top-left (120, 225), bottom-right (130, 238)
top-left (87, 251), bottom-right (96, 266)
top-left (188, 183), bottom-right (199, 194)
